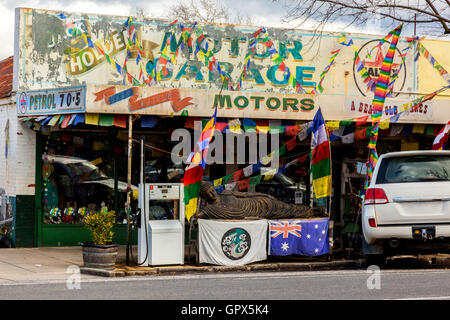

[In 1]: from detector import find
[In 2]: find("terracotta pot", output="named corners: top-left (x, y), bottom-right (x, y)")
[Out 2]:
top-left (82, 243), bottom-right (119, 270)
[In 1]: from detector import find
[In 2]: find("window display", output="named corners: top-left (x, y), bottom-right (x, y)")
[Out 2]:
top-left (41, 131), bottom-right (129, 224)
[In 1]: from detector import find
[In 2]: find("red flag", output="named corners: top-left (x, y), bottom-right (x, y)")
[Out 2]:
top-left (285, 125), bottom-right (300, 136)
top-left (286, 136), bottom-right (297, 151)
top-left (113, 115), bottom-right (127, 128)
top-left (355, 115), bottom-right (369, 127)
top-left (253, 28), bottom-right (263, 38)
top-left (354, 128), bottom-right (367, 141)
top-left (238, 178), bottom-right (250, 191)
top-left (233, 169), bottom-right (243, 182)
top-left (60, 115), bottom-right (71, 128)
top-left (432, 121), bottom-right (450, 150)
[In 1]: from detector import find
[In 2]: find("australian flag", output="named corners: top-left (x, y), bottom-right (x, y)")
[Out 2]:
top-left (269, 219), bottom-right (330, 256)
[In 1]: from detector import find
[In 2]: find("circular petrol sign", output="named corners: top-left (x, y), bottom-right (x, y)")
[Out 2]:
top-left (18, 92), bottom-right (28, 114)
top-left (353, 39), bottom-right (407, 98)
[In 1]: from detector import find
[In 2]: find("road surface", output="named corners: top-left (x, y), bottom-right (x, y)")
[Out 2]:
top-left (0, 268), bottom-right (449, 300)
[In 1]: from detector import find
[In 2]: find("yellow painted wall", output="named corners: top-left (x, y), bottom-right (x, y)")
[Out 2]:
top-left (418, 39), bottom-right (450, 100)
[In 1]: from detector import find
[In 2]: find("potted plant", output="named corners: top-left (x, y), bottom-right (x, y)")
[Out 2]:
top-left (81, 206), bottom-right (118, 270)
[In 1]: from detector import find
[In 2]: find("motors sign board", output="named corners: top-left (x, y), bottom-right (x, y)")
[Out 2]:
top-left (86, 84), bottom-right (449, 123)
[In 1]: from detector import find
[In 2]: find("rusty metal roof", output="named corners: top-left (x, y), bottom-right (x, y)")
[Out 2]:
top-left (0, 56), bottom-right (13, 99)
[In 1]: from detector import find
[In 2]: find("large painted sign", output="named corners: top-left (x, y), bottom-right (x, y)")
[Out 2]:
top-left (14, 8), bottom-right (416, 100)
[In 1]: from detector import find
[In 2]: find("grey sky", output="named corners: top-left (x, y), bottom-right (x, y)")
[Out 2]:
top-left (0, 0), bottom-right (383, 61)
top-left (0, 0), bottom-right (444, 61)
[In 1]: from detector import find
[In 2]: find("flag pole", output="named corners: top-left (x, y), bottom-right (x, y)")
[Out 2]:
top-left (327, 122), bottom-right (332, 218)
top-left (322, 107), bottom-right (332, 217)
top-left (126, 114), bottom-right (133, 266)
top-left (309, 131), bottom-right (314, 207)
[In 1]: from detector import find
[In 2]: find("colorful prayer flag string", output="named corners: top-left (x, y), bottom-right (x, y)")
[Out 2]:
top-left (417, 42), bottom-right (450, 84)
top-left (365, 24), bottom-right (403, 187)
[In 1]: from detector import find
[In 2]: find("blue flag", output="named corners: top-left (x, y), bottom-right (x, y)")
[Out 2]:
top-left (141, 115), bottom-right (158, 128)
top-left (269, 218), bottom-right (329, 256)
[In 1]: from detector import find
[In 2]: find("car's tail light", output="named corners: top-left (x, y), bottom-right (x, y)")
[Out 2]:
top-left (368, 218), bottom-right (377, 228)
top-left (364, 188), bottom-right (389, 205)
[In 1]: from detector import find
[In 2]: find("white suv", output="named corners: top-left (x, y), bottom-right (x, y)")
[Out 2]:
top-left (362, 150), bottom-right (450, 264)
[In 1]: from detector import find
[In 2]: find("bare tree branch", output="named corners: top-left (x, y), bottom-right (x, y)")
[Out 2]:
top-left (276, 0), bottom-right (450, 35)
top-left (425, 0), bottom-right (450, 33)
top-left (166, 0), bottom-right (255, 26)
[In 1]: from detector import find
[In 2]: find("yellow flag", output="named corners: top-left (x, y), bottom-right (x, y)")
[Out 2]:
top-left (313, 175), bottom-right (331, 199)
top-left (185, 197), bottom-right (198, 222)
top-left (197, 50), bottom-right (205, 61)
top-left (326, 121), bottom-right (340, 131)
top-left (85, 113), bottom-right (100, 125)
top-left (48, 115), bottom-right (60, 126)
top-left (228, 119), bottom-right (242, 134)
top-left (191, 152), bottom-right (201, 165)
top-left (256, 125), bottom-right (269, 134)
top-left (399, 102), bottom-right (412, 112)
top-left (213, 178), bottom-right (223, 187)
top-left (261, 152), bottom-right (274, 165)
top-left (89, 157), bottom-right (103, 166)
top-left (412, 124), bottom-right (425, 134)
top-left (379, 119), bottom-right (390, 130)
top-left (161, 112), bottom-right (174, 118)
top-left (263, 168), bottom-right (277, 181)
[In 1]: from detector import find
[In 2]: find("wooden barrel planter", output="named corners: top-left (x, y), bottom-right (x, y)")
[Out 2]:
top-left (82, 243), bottom-right (119, 270)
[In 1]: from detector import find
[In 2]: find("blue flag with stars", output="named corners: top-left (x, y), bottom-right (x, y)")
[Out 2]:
top-left (269, 219), bottom-right (329, 256)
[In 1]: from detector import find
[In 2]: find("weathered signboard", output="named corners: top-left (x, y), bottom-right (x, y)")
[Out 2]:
top-left (86, 84), bottom-right (442, 122)
top-left (17, 86), bottom-right (86, 115)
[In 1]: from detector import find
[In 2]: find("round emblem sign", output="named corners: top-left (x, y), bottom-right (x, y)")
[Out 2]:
top-left (19, 92), bottom-right (27, 114)
top-left (221, 227), bottom-right (251, 260)
top-left (353, 39), bottom-right (406, 98)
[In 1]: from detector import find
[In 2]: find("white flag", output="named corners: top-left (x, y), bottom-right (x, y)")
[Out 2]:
top-left (390, 124), bottom-right (403, 136)
top-left (298, 122), bottom-right (312, 141)
top-left (243, 164), bottom-right (254, 177)
top-left (224, 182), bottom-right (236, 191)
top-left (341, 133), bottom-right (355, 144)
top-left (198, 219), bottom-right (267, 266)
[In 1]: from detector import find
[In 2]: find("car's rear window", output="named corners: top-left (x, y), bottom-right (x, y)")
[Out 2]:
top-left (376, 155), bottom-right (450, 184)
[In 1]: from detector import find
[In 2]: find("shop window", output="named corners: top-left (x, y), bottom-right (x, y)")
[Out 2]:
top-left (139, 134), bottom-right (184, 184)
top-left (41, 132), bottom-right (130, 224)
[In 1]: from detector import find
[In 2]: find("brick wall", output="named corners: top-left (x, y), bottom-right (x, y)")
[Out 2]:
top-left (0, 94), bottom-right (36, 246)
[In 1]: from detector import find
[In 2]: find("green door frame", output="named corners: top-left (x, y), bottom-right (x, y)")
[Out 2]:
top-left (32, 130), bottom-right (134, 247)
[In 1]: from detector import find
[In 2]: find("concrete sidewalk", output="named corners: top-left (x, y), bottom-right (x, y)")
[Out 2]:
top-left (0, 246), bottom-right (92, 284)
top-left (1, 246), bottom-right (448, 283)
top-left (0, 245), bottom-right (368, 282)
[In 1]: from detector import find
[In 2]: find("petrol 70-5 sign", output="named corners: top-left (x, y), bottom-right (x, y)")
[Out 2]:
top-left (17, 86), bottom-right (86, 116)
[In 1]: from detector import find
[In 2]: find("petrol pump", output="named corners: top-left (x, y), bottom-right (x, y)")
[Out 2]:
top-left (138, 183), bottom-right (185, 266)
